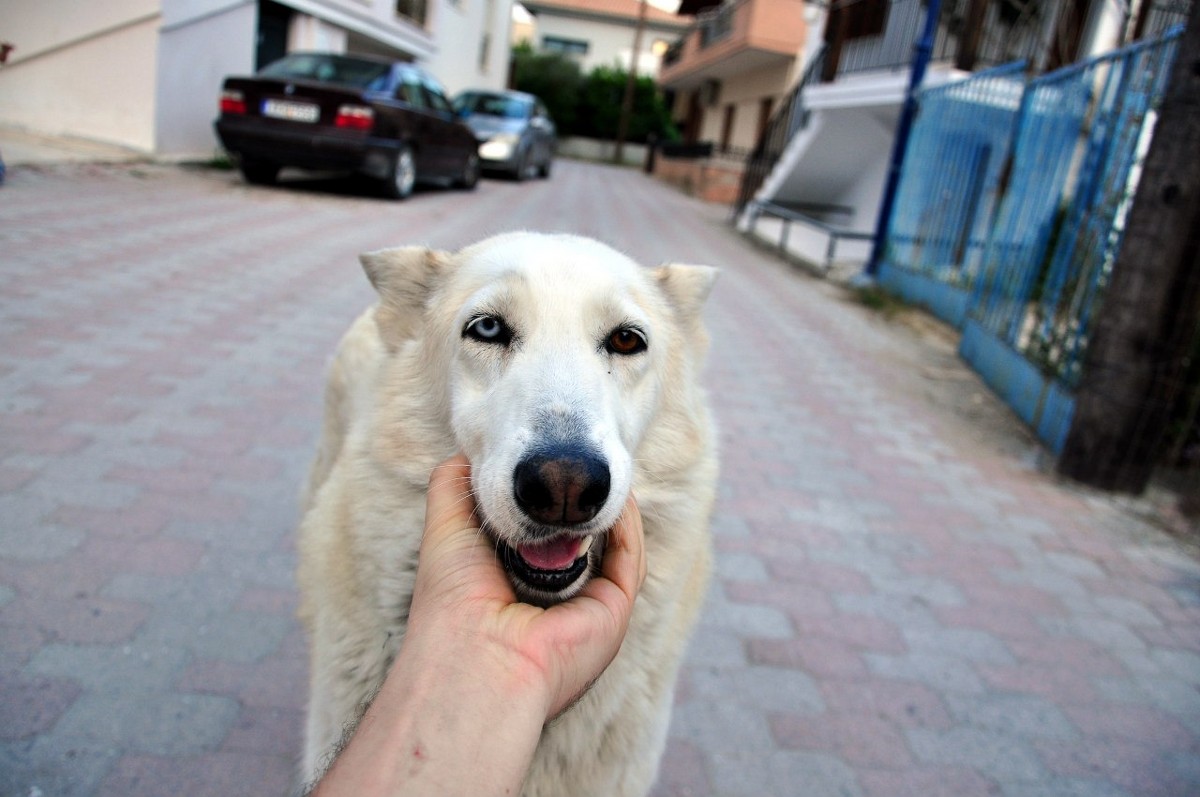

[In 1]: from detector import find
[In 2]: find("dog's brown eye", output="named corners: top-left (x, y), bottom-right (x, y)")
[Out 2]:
top-left (606, 327), bottom-right (646, 355)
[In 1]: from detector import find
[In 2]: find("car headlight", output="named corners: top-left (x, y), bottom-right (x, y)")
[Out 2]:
top-left (479, 133), bottom-right (520, 161)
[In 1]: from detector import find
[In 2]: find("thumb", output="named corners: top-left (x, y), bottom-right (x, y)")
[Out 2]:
top-left (422, 455), bottom-right (477, 545)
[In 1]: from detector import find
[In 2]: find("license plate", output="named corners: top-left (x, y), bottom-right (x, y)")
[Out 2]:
top-left (261, 99), bottom-right (320, 123)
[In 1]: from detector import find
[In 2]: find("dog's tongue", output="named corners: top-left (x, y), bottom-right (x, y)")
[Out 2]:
top-left (517, 536), bottom-right (583, 571)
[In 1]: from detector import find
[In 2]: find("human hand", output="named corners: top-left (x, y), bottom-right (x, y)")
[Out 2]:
top-left (408, 454), bottom-right (647, 718)
top-left (309, 455), bottom-right (646, 796)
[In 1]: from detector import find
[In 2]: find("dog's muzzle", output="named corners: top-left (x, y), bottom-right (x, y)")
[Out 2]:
top-left (498, 447), bottom-right (612, 605)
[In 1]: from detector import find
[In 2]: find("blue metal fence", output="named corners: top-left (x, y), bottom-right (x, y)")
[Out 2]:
top-left (883, 61), bottom-right (1027, 326)
top-left (879, 27), bottom-right (1184, 453)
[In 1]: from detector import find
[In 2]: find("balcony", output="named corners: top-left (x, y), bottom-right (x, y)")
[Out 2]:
top-left (659, 0), bottom-right (807, 90)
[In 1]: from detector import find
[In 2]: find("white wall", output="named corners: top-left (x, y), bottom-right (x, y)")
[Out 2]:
top-left (425, 0), bottom-right (515, 93)
top-left (534, 14), bottom-right (680, 75)
top-left (774, 105), bottom-right (893, 231)
top-left (694, 61), bottom-right (798, 151)
top-left (0, 0), bottom-right (161, 151)
top-left (156, 0), bottom-right (258, 158)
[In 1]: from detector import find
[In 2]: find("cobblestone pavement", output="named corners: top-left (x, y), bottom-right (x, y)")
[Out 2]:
top-left (2, 160), bottom-right (1198, 797)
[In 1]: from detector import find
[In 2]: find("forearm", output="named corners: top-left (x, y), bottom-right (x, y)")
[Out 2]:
top-left (312, 636), bottom-right (549, 797)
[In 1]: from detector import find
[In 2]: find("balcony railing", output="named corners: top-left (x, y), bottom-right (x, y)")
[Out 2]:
top-left (697, 0), bottom-right (743, 48)
top-left (822, 0), bottom-right (1137, 81)
top-left (659, 0), bottom-right (807, 86)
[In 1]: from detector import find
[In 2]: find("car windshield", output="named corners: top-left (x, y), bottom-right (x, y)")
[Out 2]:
top-left (455, 93), bottom-right (532, 119)
top-left (259, 54), bottom-right (391, 90)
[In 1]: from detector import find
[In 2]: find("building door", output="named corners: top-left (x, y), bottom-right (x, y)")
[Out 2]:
top-left (720, 104), bottom-right (735, 152)
top-left (256, 0), bottom-right (292, 69)
top-left (684, 90), bottom-right (703, 144)
top-left (756, 97), bottom-right (774, 142)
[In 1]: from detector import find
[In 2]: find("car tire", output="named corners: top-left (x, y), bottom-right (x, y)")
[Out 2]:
top-left (240, 159), bottom-right (279, 186)
top-left (383, 145), bottom-right (416, 200)
top-left (455, 153), bottom-right (480, 190)
top-left (537, 156), bottom-right (552, 179)
top-left (511, 149), bottom-right (530, 182)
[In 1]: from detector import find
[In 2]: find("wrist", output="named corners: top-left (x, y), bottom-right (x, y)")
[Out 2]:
top-left (331, 624), bottom-right (549, 796)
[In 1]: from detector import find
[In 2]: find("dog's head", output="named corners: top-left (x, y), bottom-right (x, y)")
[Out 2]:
top-left (362, 232), bottom-right (716, 606)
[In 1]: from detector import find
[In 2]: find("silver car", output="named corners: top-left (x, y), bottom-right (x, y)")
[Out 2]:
top-left (454, 89), bottom-right (555, 180)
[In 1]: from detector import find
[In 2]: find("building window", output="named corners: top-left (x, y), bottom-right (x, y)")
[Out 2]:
top-left (720, 103), bottom-right (735, 152)
top-left (479, 33), bottom-right (491, 71)
top-left (396, 0), bottom-right (427, 25)
top-left (542, 36), bottom-right (589, 56)
top-left (840, 0), bottom-right (887, 41)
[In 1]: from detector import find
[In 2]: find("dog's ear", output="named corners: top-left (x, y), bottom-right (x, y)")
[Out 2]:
top-left (653, 264), bottom-right (718, 319)
top-left (360, 246), bottom-right (451, 343)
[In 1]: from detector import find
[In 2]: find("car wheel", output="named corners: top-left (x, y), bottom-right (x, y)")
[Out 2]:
top-left (537, 156), bottom-right (552, 179)
top-left (383, 145), bottom-right (416, 200)
top-left (456, 153), bottom-right (480, 190)
top-left (240, 159), bottom-right (279, 186)
top-left (511, 150), bottom-right (530, 182)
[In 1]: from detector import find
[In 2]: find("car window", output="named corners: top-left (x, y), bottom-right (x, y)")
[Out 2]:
top-left (399, 75), bottom-right (427, 109)
top-left (421, 77), bottom-right (452, 114)
top-left (260, 54), bottom-right (391, 89)
top-left (456, 93), bottom-right (532, 119)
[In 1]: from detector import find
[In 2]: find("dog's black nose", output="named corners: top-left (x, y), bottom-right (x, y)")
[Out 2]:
top-left (514, 449), bottom-right (611, 526)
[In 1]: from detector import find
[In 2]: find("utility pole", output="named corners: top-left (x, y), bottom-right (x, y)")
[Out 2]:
top-left (615, 0), bottom-right (648, 165)
top-left (1058, 6), bottom-right (1200, 492)
top-left (860, 0), bottom-right (942, 280)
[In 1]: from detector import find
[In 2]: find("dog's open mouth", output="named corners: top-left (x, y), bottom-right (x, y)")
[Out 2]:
top-left (495, 533), bottom-right (602, 606)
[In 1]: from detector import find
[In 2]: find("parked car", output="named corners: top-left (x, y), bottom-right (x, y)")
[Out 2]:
top-left (453, 90), bottom-right (555, 180)
top-left (214, 53), bottom-right (480, 199)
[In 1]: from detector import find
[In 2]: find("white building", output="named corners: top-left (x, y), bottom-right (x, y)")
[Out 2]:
top-left (0, 0), bottom-right (513, 159)
top-left (516, 0), bottom-right (691, 75)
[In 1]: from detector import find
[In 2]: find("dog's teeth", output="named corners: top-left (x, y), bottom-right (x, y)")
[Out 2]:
top-left (578, 536), bottom-right (595, 555)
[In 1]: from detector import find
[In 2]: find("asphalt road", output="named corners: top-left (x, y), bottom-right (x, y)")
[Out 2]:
top-left (2, 160), bottom-right (1198, 797)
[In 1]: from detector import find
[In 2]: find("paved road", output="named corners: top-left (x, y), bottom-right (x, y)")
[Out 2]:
top-left (1, 161), bottom-right (1198, 797)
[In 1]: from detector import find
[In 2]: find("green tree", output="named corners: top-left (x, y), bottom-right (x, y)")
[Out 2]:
top-left (577, 66), bottom-right (677, 143)
top-left (510, 45), bottom-right (677, 143)
top-left (510, 42), bottom-right (583, 133)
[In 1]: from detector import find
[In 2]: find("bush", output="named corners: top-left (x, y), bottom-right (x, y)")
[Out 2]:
top-left (510, 45), bottom-right (677, 143)
top-left (576, 66), bottom-right (677, 144)
top-left (510, 42), bottom-right (583, 133)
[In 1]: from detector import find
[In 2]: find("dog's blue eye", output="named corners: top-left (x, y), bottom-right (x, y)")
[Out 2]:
top-left (465, 315), bottom-right (512, 345)
top-left (606, 327), bottom-right (647, 356)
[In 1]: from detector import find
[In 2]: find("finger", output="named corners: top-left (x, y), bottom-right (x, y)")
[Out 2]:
top-left (412, 455), bottom-right (511, 609)
top-left (423, 455), bottom-right (477, 543)
top-left (590, 494), bottom-right (646, 608)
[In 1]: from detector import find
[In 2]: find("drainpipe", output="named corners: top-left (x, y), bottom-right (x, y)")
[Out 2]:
top-left (861, 0), bottom-right (943, 280)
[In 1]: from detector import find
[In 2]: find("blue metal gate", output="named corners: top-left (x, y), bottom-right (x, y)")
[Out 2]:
top-left (879, 28), bottom-right (1183, 453)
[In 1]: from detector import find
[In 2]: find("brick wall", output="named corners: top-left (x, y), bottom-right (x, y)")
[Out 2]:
top-left (653, 155), bottom-right (744, 205)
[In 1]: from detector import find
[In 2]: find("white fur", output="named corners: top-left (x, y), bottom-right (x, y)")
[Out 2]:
top-left (297, 232), bottom-right (718, 796)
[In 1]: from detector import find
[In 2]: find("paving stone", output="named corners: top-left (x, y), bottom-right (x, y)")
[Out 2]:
top-left (51, 691), bottom-right (239, 756)
top-left (906, 726), bottom-right (1048, 783)
top-left (943, 692), bottom-right (1079, 740)
top-left (3, 161), bottom-right (1199, 797)
top-left (27, 642), bottom-right (191, 695)
top-left (0, 736), bottom-right (119, 797)
top-left (708, 749), bottom-right (862, 797)
top-left (688, 664), bottom-right (823, 714)
top-left (865, 650), bottom-right (988, 695)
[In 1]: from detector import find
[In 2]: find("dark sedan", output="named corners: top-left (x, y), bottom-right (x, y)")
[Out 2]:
top-left (215, 53), bottom-right (480, 199)
top-left (453, 90), bottom-right (555, 180)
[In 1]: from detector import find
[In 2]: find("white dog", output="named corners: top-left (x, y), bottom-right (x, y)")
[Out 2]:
top-left (297, 232), bottom-right (718, 796)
